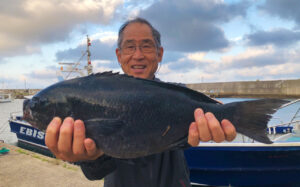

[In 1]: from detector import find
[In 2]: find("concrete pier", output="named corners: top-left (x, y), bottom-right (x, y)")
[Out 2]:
top-left (0, 143), bottom-right (103, 187)
top-left (186, 79), bottom-right (300, 98)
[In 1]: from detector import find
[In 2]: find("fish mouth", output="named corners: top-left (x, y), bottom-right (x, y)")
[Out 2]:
top-left (22, 107), bottom-right (33, 121)
top-left (22, 99), bottom-right (37, 127)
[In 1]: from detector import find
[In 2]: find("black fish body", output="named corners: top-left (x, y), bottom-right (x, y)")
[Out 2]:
top-left (23, 72), bottom-right (287, 159)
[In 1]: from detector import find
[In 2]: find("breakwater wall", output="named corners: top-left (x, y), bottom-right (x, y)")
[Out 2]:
top-left (0, 89), bottom-right (40, 99)
top-left (186, 79), bottom-right (300, 98)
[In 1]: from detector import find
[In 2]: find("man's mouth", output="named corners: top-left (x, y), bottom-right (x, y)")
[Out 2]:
top-left (131, 65), bottom-right (146, 69)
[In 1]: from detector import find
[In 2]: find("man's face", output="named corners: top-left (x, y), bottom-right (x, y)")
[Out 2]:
top-left (116, 23), bottom-right (163, 80)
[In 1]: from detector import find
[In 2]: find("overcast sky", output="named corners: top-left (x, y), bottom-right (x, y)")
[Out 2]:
top-left (1, 0), bottom-right (300, 89)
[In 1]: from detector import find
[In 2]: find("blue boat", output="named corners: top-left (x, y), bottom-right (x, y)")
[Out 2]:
top-left (185, 99), bottom-right (300, 186)
top-left (9, 115), bottom-right (47, 149)
top-left (184, 140), bottom-right (300, 186)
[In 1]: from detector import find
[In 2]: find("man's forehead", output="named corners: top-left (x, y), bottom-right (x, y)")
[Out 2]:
top-left (122, 23), bottom-right (154, 41)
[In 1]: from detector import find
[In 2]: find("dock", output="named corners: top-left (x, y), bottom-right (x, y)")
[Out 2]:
top-left (0, 142), bottom-right (103, 187)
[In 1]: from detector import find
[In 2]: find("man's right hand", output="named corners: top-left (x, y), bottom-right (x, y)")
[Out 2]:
top-left (45, 117), bottom-right (104, 162)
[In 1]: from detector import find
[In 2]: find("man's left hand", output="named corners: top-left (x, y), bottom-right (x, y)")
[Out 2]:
top-left (188, 108), bottom-right (236, 146)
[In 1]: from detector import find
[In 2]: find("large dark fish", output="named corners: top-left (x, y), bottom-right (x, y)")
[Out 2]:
top-left (23, 72), bottom-right (287, 159)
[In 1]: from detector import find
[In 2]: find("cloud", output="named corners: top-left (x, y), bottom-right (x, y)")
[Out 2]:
top-left (161, 51), bottom-right (184, 64)
top-left (220, 46), bottom-right (291, 69)
top-left (138, 0), bottom-right (249, 52)
top-left (234, 62), bottom-right (300, 80)
top-left (159, 46), bottom-right (300, 83)
top-left (259, 0), bottom-right (300, 27)
top-left (56, 39), bottom-right (117, 62)
top-left (166, 52), bottom-right (214, 72)
top-left (94, 60), bottom-right (121, 70)
top-left (245, 28), bottom-right (300, 47)
top-left (0, 0), bottom-right (122, 57)
top-left (26, 65), bottom-right (57, 80)
top-left (0, 65), bottom-right (58, 89)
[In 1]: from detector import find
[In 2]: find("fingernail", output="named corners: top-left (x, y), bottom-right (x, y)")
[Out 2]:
top-left (195, 108), bottom-right (204, 117)
top-left (85, 140), bottom-right (93, 149)
top-left (74, 122), bottom-right (81, 129)
top-left (205, 112), bottom-right (214, 120)
top-left (190, 123), bottom-right (197, 131)
top-left (52, 117), bottom-right (61, 124)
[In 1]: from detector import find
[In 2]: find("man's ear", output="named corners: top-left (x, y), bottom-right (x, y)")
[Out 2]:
top-left (116, 48), bottom-right (121, 63)
top-left (157, 47), bottom-right (164, 63)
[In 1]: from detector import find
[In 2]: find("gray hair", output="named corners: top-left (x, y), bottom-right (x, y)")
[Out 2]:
top-left (117, 17), bottom-right (161, 49)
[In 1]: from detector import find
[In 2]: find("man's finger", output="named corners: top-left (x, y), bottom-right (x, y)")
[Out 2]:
top-left (221, 119), bottom-right (236, 142)
top-left (194, 108), bottom-right (211, 142)
top-left (84, 138), bottom-right (97, 157)
top-left (84, 138), bottom-right (103, 159)
top-left (188, 122), bottom-right (200, 146)
top-left (45, 117), bottom-right (62, 155)
top-left (57, 117), bottom-right (74, 155)
top-left (205, 112), bottom-right (225, 143)
top-left (73, 120), bottom-right (86, 156)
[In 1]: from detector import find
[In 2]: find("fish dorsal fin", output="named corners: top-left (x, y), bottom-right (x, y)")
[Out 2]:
top-left (90, 71), bottom-right (219, 104)
top-left (93, 71), bottom-right (120, 77)
top-left (152, 80), bottom-right (220, 104)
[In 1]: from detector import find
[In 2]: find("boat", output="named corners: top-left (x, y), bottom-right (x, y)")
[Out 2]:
top-left (0, 93), bottom-right (12, 103)
top-left (185, 99), bottom-right (300, 187)
top-left (8, 36), bottom-right (93, 155)
top-left (8, 112), bottom-right (55, 156)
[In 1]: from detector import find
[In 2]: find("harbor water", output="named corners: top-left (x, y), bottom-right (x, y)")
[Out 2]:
top-left (0, 99), bottom-right (23, 144)
top-left (0, 98), bottom-right (299, 145)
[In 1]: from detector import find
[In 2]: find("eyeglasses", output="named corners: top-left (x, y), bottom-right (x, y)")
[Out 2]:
top-left (121, 43), bottom-right (156, 55)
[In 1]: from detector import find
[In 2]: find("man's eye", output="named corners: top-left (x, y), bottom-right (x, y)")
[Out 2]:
top-left (142, 45), bottom-right (151, 49)
top-left (126, 46), bottom-right (135, 49)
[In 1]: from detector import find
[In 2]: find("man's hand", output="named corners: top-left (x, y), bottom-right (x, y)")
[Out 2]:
top-left (45, 117), bottom-right (103, 162)
top-left (188, 108), bottom-right (236, 146)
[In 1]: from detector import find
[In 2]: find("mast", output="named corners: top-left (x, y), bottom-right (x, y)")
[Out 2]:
top-left (86, 35), bottom-right (93, 75)
top-left (57, 35), bottom-right (93, 81)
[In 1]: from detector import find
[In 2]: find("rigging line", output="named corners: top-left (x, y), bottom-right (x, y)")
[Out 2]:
top-left (65, 51), bottom-right (87, 79)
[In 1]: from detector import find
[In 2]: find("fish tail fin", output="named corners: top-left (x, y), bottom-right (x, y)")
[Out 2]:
top-left (222, 99), bottom-right (288, 144)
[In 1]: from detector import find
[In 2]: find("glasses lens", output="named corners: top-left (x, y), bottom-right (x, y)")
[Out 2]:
top-left (122, 42), bottom-right (156, 54)
top-left (122, 45), bottom-right (135, 54)
top-left (140, 44), bottom-right (155, 53)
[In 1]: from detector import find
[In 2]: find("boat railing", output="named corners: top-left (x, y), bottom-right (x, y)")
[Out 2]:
top-left (267, 99), bottom-right (300, 134)
top-left (9, 111), bottom-right (23, 121)
top-left (238, 99), bottom-right (300, 143)
top-left (0, 93), bottom-right (12, 102)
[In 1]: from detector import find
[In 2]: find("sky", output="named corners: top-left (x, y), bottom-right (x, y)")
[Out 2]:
top-left (1, 0), bottom-right (300, 89)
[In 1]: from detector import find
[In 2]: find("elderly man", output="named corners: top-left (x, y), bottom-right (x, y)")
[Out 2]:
top-left (45, 18), bottom-right (236, 187)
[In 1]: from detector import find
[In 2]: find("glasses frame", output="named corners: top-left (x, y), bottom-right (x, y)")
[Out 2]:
top-left (121, 40), bottom-right (157, 55)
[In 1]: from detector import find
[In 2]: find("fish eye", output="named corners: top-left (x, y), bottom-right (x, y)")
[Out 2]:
top-left (29, 97), bottom-right (48, 109)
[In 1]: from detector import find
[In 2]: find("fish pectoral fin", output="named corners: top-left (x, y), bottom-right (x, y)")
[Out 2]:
top-left (84, 118), bottom-right (124, 135)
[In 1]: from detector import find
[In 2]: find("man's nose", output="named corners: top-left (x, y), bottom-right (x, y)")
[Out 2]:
top-left (132, 46), bottom-right (144, 59)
